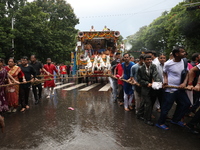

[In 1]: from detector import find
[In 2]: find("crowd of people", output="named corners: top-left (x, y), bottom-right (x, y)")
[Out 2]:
top-left (110, 47), bottom-right (200, 134)
top-left (0, 55), bottom-right (71, 132)
top-left (0, 47), bottom-right (200, 135)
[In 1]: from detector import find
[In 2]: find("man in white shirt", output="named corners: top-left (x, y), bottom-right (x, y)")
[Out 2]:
top-left (156, 46), bottom-right (191, 130)
top-left (90, 26), bottom-right (95, 31)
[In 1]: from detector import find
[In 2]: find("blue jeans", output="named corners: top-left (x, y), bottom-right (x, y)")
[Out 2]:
top-left (158, 90), bottom-right (191, 125)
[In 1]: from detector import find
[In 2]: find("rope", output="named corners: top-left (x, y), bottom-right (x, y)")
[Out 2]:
top-left (0, 73), bottom-right (199, 91)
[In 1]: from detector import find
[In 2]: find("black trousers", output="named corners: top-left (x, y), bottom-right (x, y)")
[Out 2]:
top-left (187, 108), bottom-right (200, 129)
top-left (151, 89), bottom-right (164, 109)
top-left (32, 83), bottom-right (42, 101)
top-left (19, 87), bottom-right (30, 108)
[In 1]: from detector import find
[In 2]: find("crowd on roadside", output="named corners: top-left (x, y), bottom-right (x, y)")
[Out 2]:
top-left (0, 55), bottom-right (71, 132)
top-left (110, 47), bottom-right (200, 134)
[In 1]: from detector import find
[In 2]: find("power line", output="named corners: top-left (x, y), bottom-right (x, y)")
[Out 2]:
top-left (111, 0), bottom-right (169, 28)
top-left (78, 8), bottom-right (171, 19)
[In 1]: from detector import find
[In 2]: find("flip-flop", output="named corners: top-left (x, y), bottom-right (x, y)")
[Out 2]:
top-left (170, 120), bottom-right (186, 127)
top-left (155, 124), bottom-right (169, 130)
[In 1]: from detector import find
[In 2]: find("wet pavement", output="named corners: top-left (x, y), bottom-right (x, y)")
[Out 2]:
top-left (0, 82), bottom-right (200, 150)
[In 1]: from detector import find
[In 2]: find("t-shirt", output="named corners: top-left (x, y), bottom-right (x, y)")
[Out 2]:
top-left (197, 63), bottom-right (200, 70)
top-left (152, 57), bottom-right (160, 65)
top-left (30, 61), bottom-right (43, 75)
top-left (115, 63), bottom-right (123, 85)
top-left (19, 64), bottom-right (36, 88)
top-left (130, 63), bottom-right (139, 81)
top-left (130, 63), bottom-right (140, 91)
top-left (59, 65), bottom-right (67, 74)
top-left (163, 59), bottom-right (184, 92)
top-left (111, 59), bottom-right (117, 74)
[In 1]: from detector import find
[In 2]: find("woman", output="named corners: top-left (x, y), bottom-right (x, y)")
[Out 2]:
top-left (5, 58), bottom-right (24, 113)
top-left (0, 58), bottom-right (9, 113)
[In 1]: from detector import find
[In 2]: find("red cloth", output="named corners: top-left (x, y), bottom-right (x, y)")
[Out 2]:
top-left (115, 63), bottom-right (124, 85)
top-left (59, 65), bottom-right (67, 74)
top-left (43, 64), bottom-right (58, 87)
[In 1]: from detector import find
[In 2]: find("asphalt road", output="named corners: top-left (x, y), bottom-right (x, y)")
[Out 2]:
top-left (0, 82), bottom-right (200, 150)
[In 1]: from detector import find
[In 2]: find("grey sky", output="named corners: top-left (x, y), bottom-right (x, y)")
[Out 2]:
top-left (28, 0), bottom-right (184, 38)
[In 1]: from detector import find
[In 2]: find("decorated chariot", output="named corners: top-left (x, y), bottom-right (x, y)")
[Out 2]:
top-left (71, 30), bottom-right (121, 79)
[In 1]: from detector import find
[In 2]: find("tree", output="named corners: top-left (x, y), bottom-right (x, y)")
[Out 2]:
top-left (125, 1), bottom-right (200, 58)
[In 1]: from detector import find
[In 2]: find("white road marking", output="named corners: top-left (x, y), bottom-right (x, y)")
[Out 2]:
top-left (54, 83), bottom-right (75, 90)
top-left (63, 83), bottom-right (86, 91)
top-left (79, 83), bottom-right (101, 91)
top-left (55, 82), bottom-right (62, 85)
top-left (98, 83), bottom-right (111, 91)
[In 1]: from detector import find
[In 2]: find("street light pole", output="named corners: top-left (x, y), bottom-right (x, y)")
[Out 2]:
top-left (11, 17), bottom-right (14, 57)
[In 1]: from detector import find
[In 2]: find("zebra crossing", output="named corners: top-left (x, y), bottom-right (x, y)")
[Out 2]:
top-left (52, 82), bottom-right (111, 92)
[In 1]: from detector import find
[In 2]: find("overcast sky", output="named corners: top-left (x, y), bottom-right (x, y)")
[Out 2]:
top-left (28, 0), bottom-right (184, 39)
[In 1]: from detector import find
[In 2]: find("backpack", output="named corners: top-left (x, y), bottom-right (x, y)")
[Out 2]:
top-left (180, 58), bottom-right (188, 83)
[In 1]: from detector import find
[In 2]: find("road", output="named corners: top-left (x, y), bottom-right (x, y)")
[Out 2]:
top-left (0, 80), bottom-right (200, 150)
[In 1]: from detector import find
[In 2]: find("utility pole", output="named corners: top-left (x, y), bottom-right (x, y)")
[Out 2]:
top-left (11, 18), bottom-right (14, 57)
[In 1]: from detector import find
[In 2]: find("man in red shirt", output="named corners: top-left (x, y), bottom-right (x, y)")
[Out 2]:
top-left (43, 58), bottom-right (60, 98)
top-left (59, 63), bottom-right (67, 83)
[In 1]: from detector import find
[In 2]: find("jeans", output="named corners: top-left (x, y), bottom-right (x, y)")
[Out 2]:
top-left (187, 108), bottom-right (200, 129)
top-left (158, 90), bottom-right (191, 125)
top-left (32, 83), bottom-right (42, 101)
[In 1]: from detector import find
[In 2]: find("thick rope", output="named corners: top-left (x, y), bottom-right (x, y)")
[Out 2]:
top-left (0, 73), bottom-right (199, 91)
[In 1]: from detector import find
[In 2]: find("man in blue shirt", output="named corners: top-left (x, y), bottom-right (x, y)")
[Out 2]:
top-left (121, 53), bottom-right (135, 111)
top-left (130, 54), bottom-right (144, 114)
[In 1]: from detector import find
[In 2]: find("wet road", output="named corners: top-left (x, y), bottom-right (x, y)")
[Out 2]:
top-left (0, 81), bottom-right (200, 150)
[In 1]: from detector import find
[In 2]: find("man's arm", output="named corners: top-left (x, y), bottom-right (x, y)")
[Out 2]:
top-left (163, 72), bottom-right (168, 86)
top-left (187, 66), bottom-right (200, 89)
top-left (194, 75), bottom-right (200, 91)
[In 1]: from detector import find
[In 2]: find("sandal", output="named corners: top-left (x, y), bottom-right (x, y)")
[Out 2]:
top-left (170, 120), bottom-right (186, 127)
top-left (155, 124), bottom-right (169, 130)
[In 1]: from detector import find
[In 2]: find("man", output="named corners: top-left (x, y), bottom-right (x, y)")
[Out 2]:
top-left (110, 53), bottom-right (121, 102)
top-left (130, 56), bottom-right (134, 63)
top-left (30, 55), bottom-right (49, 104)
top-left (190, 53), bottom-right (200, 67)
top-left (59, 63), bottom-right (67, 83)
top-left (137, 55), bottom-right (160, 126)
top-left (156, 46), bottom-right (191, 130)
top-left (114, 58), bottom-right (124, 105)
top-left (130, 54), bottom-right (144, 114)
top-left (103, 26), bottom-right (108, 31)
top-left (153, 54), bottom-right (166, 112)
top-left (121, 53), bottom-right (135, 111)
top-left (186, 63), bottom-right (200, 134)
top-left (43, 58), bottom-right (60, 98)
top-left (90, 25), bottom-right (95, 31)
top-left (19, 56), bottom-right (36, 112)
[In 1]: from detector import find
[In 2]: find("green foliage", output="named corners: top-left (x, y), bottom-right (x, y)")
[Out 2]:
top-left (0, 0), bottom-right (79, 63)
top-left (125, 1), bottom-right (200, 58)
